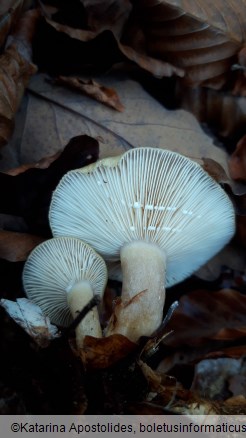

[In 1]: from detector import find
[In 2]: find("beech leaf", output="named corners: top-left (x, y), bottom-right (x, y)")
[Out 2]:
top-left (42, 14), bottom-right (185, 79)
top-left (127, 0), bottom-right (246, 88)
top-left (163, 289), bottom-right (246, 348)
top-left (80, 334), bottom-right (137, 369)
top-left (0, 0), bottom-right (24, 50)
top-left (0, 9), bottom-right (39, 147)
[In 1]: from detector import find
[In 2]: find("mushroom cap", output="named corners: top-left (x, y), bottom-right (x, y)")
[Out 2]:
top-left (49, 148), bottom-right (235, 287)
top-left (22, 237), bottom-right (107, 327)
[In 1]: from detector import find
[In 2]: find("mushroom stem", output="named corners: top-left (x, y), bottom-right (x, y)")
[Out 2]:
top-left (67, 280), bottom-right (102, 347)
top-left (106, 241), bottom-right (167, 342)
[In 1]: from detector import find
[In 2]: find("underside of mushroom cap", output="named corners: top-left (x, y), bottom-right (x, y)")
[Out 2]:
top-left (49, 148), bottom-right (235, 287)
top-left (22, 237), bottom-right (107, 327)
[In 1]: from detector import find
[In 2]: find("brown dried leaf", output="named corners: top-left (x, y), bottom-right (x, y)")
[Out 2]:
top-left (0, 0), bottom-right (24, 49)
top-left (44, 15), bottom-right (185, 79)
top-left (229, 134), bottom-right (246, 181)
top-left (177, 81), bottom-right (246, 149)
top-left (80, 334), bottom-right (137, 369)
top-left (0, 9), bottom-right (39, 147)
top-left (201, 158), bottom-right (231, 185)
top-left (205, 345), bottom-right (246, 360)
top-left (0, 230), bottom-right (45, 261)
top-left (128, 0), bottom-right (246, 89)
top-left (55, 76), bottom-right (124, 112)
top-left (134, 363), bottom-right (222, 415)
top-left (163, 289), bottom-right (246, 348)
top-left (224, 395), bottom-right (246, 410)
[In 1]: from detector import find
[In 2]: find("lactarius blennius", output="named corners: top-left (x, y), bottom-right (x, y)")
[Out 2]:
top-left (22, 237), bottom-right (107, 348)
top-left (49, 148), bottom-right (235, 343)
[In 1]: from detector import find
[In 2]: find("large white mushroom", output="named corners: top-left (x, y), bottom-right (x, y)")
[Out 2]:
top-left (49, 148), bottom-right (235, 342)
top-left (22, 237), bottom-right (107, 348)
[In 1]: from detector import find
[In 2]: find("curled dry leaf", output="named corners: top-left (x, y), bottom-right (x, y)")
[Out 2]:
top-left (0, 9), bottom-right (39, 147)
top-left (0, 297), bottom-right (60, 347)
top-left (0, 45), bottom-right (36, 147)
top-left (80, 334), bottom-right (137, 369)
top-left (0, 230), bottom-right (45, 261)
top-left (162, 289), bottom-right (246, 348)
top-left (130, 363), bottom-right (223, 415)
top-left (200, 158), bottom-right (230, 185)
top-left (127, 0), bottom-right (246, 89)
top-left (198, 156), bottom-right (246, 214)
top-left (54, 76), bottom-right (125, 112)
top-left (176, 81), bottom-right (246, 152)
top-left (42, 14), bottom-right (185, 79)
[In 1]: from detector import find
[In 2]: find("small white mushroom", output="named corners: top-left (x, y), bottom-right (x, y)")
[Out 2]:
top-left (49, 148), bottom-right (235, 343)
top-left (22, 237), bottom-right (107, 348)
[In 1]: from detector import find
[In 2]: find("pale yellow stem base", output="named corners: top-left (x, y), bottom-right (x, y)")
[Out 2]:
top-left (67, 280), bottom-right (102, 348)
top-left (106, 241), bottom-right (166, 343)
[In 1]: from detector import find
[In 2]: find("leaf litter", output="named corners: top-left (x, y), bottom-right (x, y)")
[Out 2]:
top-left (0, 0), bottom-right (246, 416)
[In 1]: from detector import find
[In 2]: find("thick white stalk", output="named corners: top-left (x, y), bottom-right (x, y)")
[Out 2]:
top-left (106, 241), bottom-right (167, 342)
top-left (67, 280), bottom-right (102, 348)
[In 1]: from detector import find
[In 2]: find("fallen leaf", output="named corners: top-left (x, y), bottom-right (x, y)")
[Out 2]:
top-left (163, 289), bottom-right (246, 348)
top-left (205, 345), bottom-right (246, 360)
top-left (156, 343), bottom-right (246, 375)
top-left (129, 364), bottom-right (222, 415)
top-left (80, 334), bottom-right (137, 369)
top-left (194, 244), bottom-right (246, 282)
top-left (39, 13), bottom-right (184, 79)
top-left (225, 395), bottom-right (246, 407)
top-left (201, 158), bottom-right (230, 185)
top-left (0, 8), bottom-right (39, 147)
top-left (22, 73), bottom-right (230, 166)
top-left (0, 297), bottom-right (60, 347)
top-left (0, 0), bottom-right (24, 50)
top-left (176, 72), bottom-right (246, 155)
top-left (54, 76), bottom-right (125, 112)
top-left (0, 230), bottom-right (45, 261)
top-left (127, 0), bottom-right (246, 89)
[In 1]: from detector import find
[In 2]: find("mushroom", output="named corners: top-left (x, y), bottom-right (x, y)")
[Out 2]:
top-left (49, 148), bottom-right (235, 342)
top-left (22, 237), bottom-right (107, 348)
